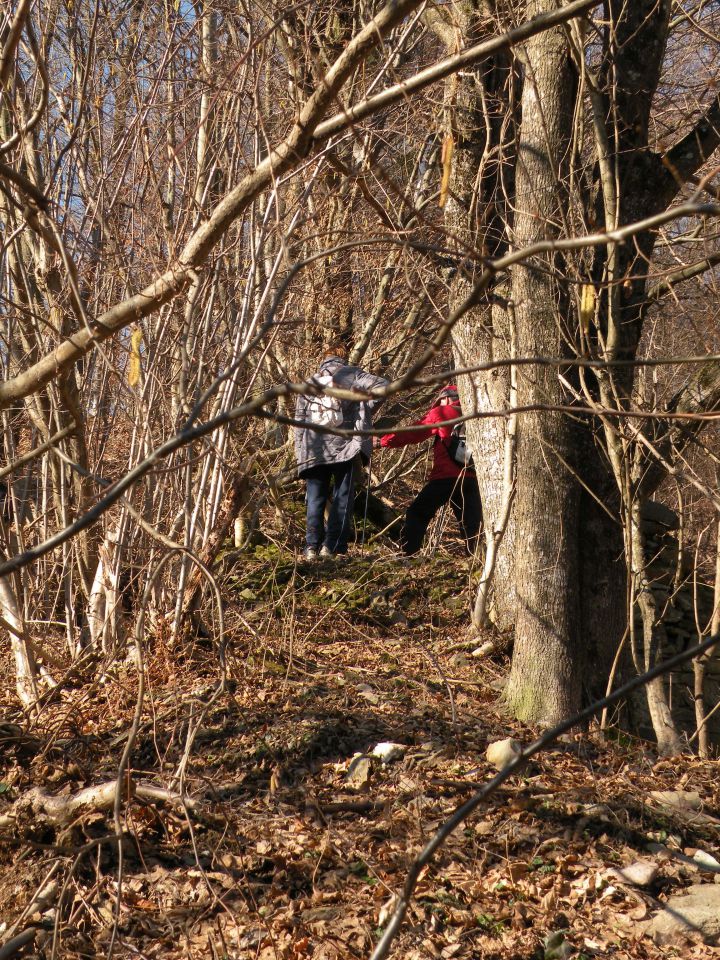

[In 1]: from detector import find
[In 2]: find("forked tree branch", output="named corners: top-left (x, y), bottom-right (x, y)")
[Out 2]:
top-left (0, 0), bottom-right (424, 408)
top-left (0, 0), bottom-right (601, 410)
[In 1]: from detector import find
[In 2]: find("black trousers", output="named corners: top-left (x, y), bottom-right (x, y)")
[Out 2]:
top-left (401, 475), bottom-right (482, 555)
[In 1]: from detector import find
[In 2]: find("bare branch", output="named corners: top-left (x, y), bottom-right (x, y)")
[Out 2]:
top-left (313, 0), bottom-right (600, 142)
top-left (370, 632), bottom-right (720, 960)
top-left (0, 0), bottom-right (601, 410)
top-left (0, 0), bottom-right (425, 409)
top-left (0, 0), bottom-right (33, 89)
top-left (663, 95), bottom-right (720, 195)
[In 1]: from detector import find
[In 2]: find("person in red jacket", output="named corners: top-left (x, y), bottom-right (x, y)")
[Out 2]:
top-left (375, 385), bottom-right (482, 555)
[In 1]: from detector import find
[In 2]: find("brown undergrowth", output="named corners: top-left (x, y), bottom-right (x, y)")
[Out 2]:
top-left (0, 545), bottom-right (719, 959)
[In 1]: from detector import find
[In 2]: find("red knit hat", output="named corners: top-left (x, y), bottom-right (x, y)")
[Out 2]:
top-left (439, 384), bottom-right (459, 400)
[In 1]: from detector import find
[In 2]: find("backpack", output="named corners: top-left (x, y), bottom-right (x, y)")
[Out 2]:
top-left (305, 373), bottom-right (344, 428)
top-left (445, 422), bottom-right (474, 468)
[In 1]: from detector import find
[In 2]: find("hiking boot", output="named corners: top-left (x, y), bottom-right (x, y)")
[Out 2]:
top-left (319, 545), bottom-right (335, 559)
top-left (303, 546), bottom-right (318, 561)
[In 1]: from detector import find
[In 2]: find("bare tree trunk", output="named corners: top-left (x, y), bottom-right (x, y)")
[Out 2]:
top-left (629, 496), bottom-right (682, 755)
top-left (694, 516), bottom-right (720, 758)
top-left (0, 574), bottom-right (38, 708)
top-left (472, 308), bottom-right (517, 629)
top-left (176, 472), bottom-right (251, 636)
top-left (429, 1), bottom-right (519, 630)
top-left (504, 4), bottom-right (582, 724)
top-left (87, 524), bottom-right (122, 653)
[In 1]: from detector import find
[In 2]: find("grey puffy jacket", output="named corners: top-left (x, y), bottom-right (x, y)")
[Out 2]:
top-left (294, 357), bottom-right (388, 477)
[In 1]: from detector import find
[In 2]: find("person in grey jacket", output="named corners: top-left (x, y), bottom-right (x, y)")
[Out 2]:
top-left (294, 349), bottom-right (388, 559)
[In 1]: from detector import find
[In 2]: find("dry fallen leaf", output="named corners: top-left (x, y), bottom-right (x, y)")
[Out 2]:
top-left (539, 886), bottom-right (558, 914)
top-left (507, 862), bottom-right (528, 884)
top-left (628, 901), bottom-right (649, 921)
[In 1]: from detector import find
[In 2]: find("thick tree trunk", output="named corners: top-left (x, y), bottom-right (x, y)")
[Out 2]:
top-left (453, 308), bottom-right (516, 630)
top-left (432, 2), bottom-right (519, 629)
top-left (504, 5), bottom-right (582, 724)
top-left (577, 476), bottom-right (626, 701)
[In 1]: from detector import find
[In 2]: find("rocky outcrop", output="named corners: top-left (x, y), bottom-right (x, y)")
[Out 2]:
top-left (646, 884), bottom-right (720, 945)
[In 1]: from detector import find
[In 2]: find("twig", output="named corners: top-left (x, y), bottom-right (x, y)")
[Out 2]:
top-left (369, 632), bottom-right (720, 960)
top-left (311, 800), bottom-right (384, 815)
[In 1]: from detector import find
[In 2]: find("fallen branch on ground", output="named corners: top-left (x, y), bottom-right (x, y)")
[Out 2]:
top-left (0, 780), bottom-right (199, 833)
top-left (0, 929), bottom-right (36, 960)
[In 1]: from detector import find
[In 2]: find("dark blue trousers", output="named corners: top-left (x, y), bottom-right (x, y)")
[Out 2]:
top-left (303, 459), bottom-right (356, 553)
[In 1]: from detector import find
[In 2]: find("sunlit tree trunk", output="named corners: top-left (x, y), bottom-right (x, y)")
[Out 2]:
top-left (504, 3), bottom-right (582, 723)
top-left (0, 574), bottom-right (38, 708)
top-left (429, 1), bottom-right (519, 630)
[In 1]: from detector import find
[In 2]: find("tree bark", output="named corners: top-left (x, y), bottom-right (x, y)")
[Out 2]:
top-left (0, 574), bottom-right (38, 708)
top-left (430, 1), bottom-right (519, 630)
top-left (504, 4), bottom-right (582, 723)
top-left (629, 497), bottom-right (682, 755)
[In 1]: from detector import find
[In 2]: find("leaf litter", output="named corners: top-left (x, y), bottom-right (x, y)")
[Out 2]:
top-left (0, 547), bottom-right (719, 959)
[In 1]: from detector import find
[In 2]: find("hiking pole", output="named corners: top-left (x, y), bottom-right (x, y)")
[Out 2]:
top-left (361, 447), bottom-right (374, 553)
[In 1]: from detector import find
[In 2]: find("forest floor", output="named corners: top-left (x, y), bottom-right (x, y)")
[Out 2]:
top-left (1, 539), bottom-right (720, 959)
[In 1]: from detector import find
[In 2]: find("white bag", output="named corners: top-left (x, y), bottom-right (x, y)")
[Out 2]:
top-left (305, 374), bottom-right (344, 427)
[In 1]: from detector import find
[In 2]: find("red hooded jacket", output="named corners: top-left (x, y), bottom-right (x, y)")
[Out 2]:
top-left (380, 398), bottom-right (474, 482)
